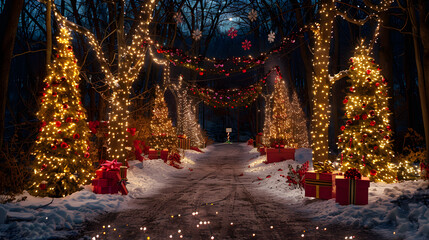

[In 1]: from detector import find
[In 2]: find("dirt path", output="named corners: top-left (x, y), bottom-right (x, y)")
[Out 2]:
top-left (75, 144), bottom-right (385, 240)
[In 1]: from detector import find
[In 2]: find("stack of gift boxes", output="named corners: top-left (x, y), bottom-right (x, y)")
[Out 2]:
top-left (92, 160), bottom-right (128, 195)
top-left (304, 169), bottom-right (370, 205)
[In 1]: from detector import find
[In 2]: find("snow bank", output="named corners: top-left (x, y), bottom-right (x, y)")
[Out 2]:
top-left (0, 149), bottom-right (200, 239)
top-left (244, 147), bottom-right (429, 240)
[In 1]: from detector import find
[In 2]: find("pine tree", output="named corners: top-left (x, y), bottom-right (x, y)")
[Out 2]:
top-left (269, 76), bottom-right (295, 147)
top-left (30, 27), bottom-right (93, 197)
top-left (148, 85), bottom-right (178, 150)
top-left (338, 43), bottom-right (396, 183)
top-left (289, 89), bottom-right (310, 148)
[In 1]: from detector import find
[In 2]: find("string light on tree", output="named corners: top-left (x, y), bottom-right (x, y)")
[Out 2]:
top-left (310, 0), bottom-right (394, 170)
top-left (337, 41), bottom-right (396, 183)
top-left (289, 88), bottom-right (310, 148)
top-left (30, 27), bottom-right (93, 197)
top-left (268, 75), bottom-right (295, 147)
top-left (148, 84), bottom-right (178, 151)
top-left (52, 0), bottom-right (159, 164)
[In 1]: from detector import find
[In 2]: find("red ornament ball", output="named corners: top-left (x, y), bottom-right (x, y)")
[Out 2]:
top-left (84, 152), bottom-right (90, 158)
top-left (61, 76), bottom-right (66, 81)
top-left (374, 146), bottom-right (379, 150)
top-left (343, 98), bottom-right (348, 104)
top-left (375, 82), bottom-right (380, 87)
top-left (370, 169), bottom-right (377, 176)
top-left (63, 104), bottom-right (69, 109)
top-left (370, 120), bottom-right (376, 126)
top-left (362, 103), bottom-right (367, 108)
top-left (350, 66), bottom-right (355, 70)
top-left (366, 69), bottom-right (371, 74)
top-left (53, 92), bottom-right (57, 97)
top-left (73, 133), bottom-right (80, 139)
top-left (366, 78), bottom-right (371, 82)
top-left (199, 72), bottom-right (204, 76)
top-left (56, 121), bottom-right (61, 127)
top-left (341, 126), bottom-right (346, 131)
top-left (349, 87), bottom-right (354, 92)
top-left (51, 145), bottom-right (57, 150)
top-left (68, 46), bottom-right (73, 50)
top-left (354, 115), bottom-right (360, 120)
top-left (362, 114), bottom-right (368, 120)
top-left (61, 142), bottom-right (68, 148)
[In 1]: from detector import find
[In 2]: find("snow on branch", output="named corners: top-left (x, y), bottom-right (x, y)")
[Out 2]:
top-left (330, 70), bottom-right (349, 85)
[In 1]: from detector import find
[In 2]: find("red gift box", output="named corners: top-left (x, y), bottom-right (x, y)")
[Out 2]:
top-left (148, 149), bottom-right (159, 159)
top-left (178, 138), bottom-right (191, 149)
top-left (92, 178), bottom-right (114, 187)
top-left (335, 176), bottom-right (370, 205)
top-left (258, 147), bottom-right (266, 156)
top-left (96, 169), bottom-right (121, 180)
top-left (93, 185), bottom-right (119, 194)
top-left (266, 148), bottom-right (295, 163)
top-left (304, 171), bottom-right (336, 200)
top-left (161, 149), bottom-right (169, 161)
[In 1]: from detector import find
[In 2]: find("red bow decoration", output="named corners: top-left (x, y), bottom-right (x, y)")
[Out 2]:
top-left (345, 168), bottom-right (362, 180)
top-left (127, 128), bottom-right (137, 136)
top-left (101, 159), bottom-right (122, 170)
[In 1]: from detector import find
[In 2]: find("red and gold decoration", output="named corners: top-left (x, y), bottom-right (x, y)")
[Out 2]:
top-left (178, 135), bottom-right (191, 150)
top-left (338, 42), bottom-right (396, 183)
top-left (29, 27), bottom-right (93, 198)
top-left (92, 160), bottom-right (128, 195)
top-left (304, 171), bottom-right (336, 200)
top-left (335, 169), bottom-right (370, 205)
top-left (148, 85), bottom-right (178, 151)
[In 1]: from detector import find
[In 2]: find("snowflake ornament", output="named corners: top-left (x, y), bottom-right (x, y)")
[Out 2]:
top-left (227, 27), bottom-right (238, 39)
top-left (268, 31), bottom-right (276, 43)
top-left (174, 12), bottom-right (183, 24)
top-left (192, 29), bottom-right (202, 41)
top-left (248, 9), bottom-right (258, 22)
top-left (242, 39), bottom-right (251, 50)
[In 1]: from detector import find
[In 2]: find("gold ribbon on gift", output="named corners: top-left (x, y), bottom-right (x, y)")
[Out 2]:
top-left (306, 173), bottom-right (333, 199)
top-left (348, 179), bottom-right (357, 204)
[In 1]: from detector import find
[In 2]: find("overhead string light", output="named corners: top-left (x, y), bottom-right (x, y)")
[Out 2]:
top-left (148, 27), bottom-right (311, 76)
top-left (189, 66), bottom-right (281, 108)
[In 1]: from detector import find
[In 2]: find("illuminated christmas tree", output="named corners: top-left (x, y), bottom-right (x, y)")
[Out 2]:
top-left (30, 27), bottom-right (93, 197)
top-left (338, 43), bottom-right (396, 183)
top-left (289, 89), bottom-right (310, 148)
top-left (148, 85), bottom-right (178, 150)
top-left (269, 76), bottom-right (295, 147)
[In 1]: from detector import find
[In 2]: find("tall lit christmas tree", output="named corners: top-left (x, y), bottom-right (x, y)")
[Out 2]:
top-left (338, 42), bottom-right (396, 183)
top-left (289, 89), bottom-right (310, 148)
top-left (148, 85), bottom-right (178, 150)
top-left (30, 27), bottom-right (93, 197)
top-left (269, 76), bottom-right (295, 147)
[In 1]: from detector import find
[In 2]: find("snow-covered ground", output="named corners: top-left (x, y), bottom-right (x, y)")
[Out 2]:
top-left (0, 149), bottom-right (201, 240)
top-left (1, 144), bottom-right (428, 240)
top-left (243, 144), bottom-right (429, 240)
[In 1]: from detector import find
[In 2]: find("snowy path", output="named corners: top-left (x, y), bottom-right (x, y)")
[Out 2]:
top-left (76, 144), bottom-right (385, 240)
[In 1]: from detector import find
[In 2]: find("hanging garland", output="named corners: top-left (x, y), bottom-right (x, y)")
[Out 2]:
top-left (151, 27), bottom-right (310, 75)
top-left (189, 67), bottom-right (281, 108)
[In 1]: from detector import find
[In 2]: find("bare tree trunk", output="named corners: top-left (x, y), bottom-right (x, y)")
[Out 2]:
top-left (409, 0), bottom-right (429, 162)
top-left (378, 11), bottom-right (395, 133)
top-left (0, 0), bottom-right (24, 147)
top-left (46, 0), bottom-right (52, 70)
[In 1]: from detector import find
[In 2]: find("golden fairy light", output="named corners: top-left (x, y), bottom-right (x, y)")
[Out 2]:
top-left (30, 27), bottom-right (93, 197)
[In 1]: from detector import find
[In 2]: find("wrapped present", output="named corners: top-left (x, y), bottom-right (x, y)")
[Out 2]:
top-left (304, 171), bottom-right (336, 200)
top-left (95, 169), bottom-right (121, 181)
top-left (148, 148), bottom-right (159, 159)
top-left (178, 138), bottom-right (191, 149)
top-left (93, 185), bottom-right (119, 194)
top-left (266, 148), bottom-right (295, 163)
top-left (161, 149), bottom-right (169, 161)
top-left (258, 147), bottom-right (266, 156)
top-left (335, 176), bottom-right (370, 205)
top-left (92, 178), bottom-right (113, 187)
